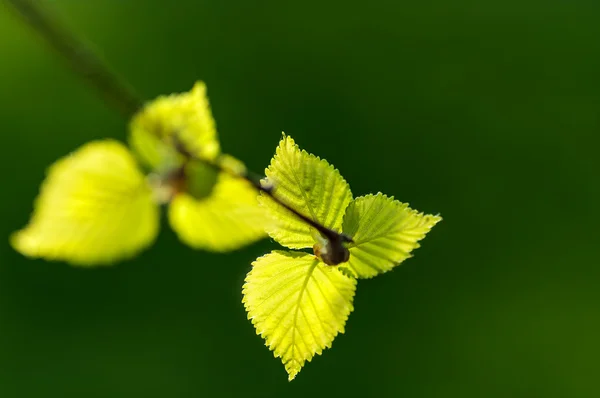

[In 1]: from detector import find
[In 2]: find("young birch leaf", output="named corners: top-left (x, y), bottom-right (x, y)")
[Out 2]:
top-left (129, 81), bottom-right (220, 171)
top-left (341, 193), bottom-right (442, 278)
top-left (243, 251), bottom-right (356, 381)
top-left (259, 135), bottom-right (352, 249)
top-left (169, 171), bottom-right (267, 252)
top-left (11, 140), bottom-right (160, 266)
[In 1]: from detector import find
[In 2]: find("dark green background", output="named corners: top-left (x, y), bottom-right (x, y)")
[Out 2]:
top-left (0, 1), bottom-right (598, 397)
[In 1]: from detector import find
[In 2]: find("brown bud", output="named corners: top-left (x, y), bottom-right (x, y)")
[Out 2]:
top-left (313, 239), bottom-right (350, 266)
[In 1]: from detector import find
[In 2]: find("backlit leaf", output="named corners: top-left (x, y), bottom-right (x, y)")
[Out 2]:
top-left (169, 172), bottom-right (267, 251)
top-left (11, 140), bottom-right (160, 266)
top-left (243, 251), bottom-right (356, 380)
top-left (129, 81), bottom-right (220, 171)
top-left (341, 193), bottom-right (441, 278)
top-left (259, 135), bottom-right (352, 249)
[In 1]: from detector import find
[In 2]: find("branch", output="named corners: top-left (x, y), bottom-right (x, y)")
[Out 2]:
top-left (4, 0), bottom-right (352, 245)
top-left (3, 0), bottom-right (142, 116)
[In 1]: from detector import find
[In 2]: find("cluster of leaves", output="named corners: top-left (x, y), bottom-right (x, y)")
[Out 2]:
top-left (245, 136), bottom-right (441, 380)
top-left (11, 82), bottom-right (267, 265)
top-left (11, 82), bottom-right (441, 381)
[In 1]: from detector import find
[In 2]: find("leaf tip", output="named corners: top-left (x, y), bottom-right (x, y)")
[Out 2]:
top-left (286, 361), bottom-right (301, 381)
top-left (191, 80), bottom-right (207, 95)
top-left (9, 229), bottom-right (30, 258)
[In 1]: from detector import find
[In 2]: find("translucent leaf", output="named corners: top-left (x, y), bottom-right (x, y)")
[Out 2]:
top-left (243, 251), bottom-right (356, 380)
top-left (259, 135), bottom-right (352, 249)
top-left (129, 81), bottom-right (220, 171)
top-left (216, 153), bottom-right (247, 177)
top-left (341, 193), bottom-right (441, 278)
top-left (11, 140), bottom-right (160, 266)
top-left (169, 172), bottom-right (267, 252)
top-left (184, 160), bottom-right (220, 200)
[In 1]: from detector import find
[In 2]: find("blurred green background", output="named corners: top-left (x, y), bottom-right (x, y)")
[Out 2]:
top-left (1, 0), bottom-right (599, 397)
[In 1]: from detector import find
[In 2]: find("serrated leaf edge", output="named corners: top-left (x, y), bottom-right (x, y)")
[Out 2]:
top-left (242, 250), bottom-right (357, 381)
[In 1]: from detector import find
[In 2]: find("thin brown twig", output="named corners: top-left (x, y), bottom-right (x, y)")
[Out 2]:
top-left (3, 0), bottom-right (142, 117)
top-left (4, 0), bottom-right (352, 246)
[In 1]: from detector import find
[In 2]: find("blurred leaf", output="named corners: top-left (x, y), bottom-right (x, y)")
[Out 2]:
top-left (11, 140), bottom-right (160, 266)
top-left (169, 171), bottom-right (267, 252)
top-left (129, 81), bottom-right (220, 171)
top-left (184, 160), bottom-right (219, 199)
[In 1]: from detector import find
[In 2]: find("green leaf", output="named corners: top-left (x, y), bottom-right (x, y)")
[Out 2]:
top-left (184, 159), bottom-right (219, 200)
top-left (341, 193), bottom-right (442, 278)
top-left (129, 81), bottom-right (221, 171)
top-left (11, 140), bottom-right (160, 266)
top-left (169, 172), bottom-right (268, 252)
top-left (259, 135), bottom-right (353, 249)
top-left (243, 251), bottom-right (356, 381)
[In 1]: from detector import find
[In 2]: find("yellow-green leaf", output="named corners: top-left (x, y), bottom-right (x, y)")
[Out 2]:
top-left (169, 172), bottom-right (267, 251)
top-left (11, 140), bottom-right (160, 266)
top-left (243, 251), bottom-right (356, 381)
top-left (216, 153), bottom-right (247, 177)
top-left (341, 193), bottom-right (441, 278)
top-left (129, 81), bottom-right (220, 171)
top-left (184, 160), bottom-right (220, 200)
top-left (259, 135), bottom-right (352, 249)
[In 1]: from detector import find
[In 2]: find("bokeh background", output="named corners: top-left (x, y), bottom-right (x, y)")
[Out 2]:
top-left (1, 0), bottom-right (599, 397)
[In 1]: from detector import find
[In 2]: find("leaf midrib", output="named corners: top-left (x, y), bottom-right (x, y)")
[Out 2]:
top-left (290, 259), bottom-right (319, 367)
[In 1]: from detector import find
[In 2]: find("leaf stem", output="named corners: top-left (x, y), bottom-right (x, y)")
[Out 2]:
top-left (4, 0), bottom-right (352, 245)
top-left (241, 170), bottom-right (352, 244)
